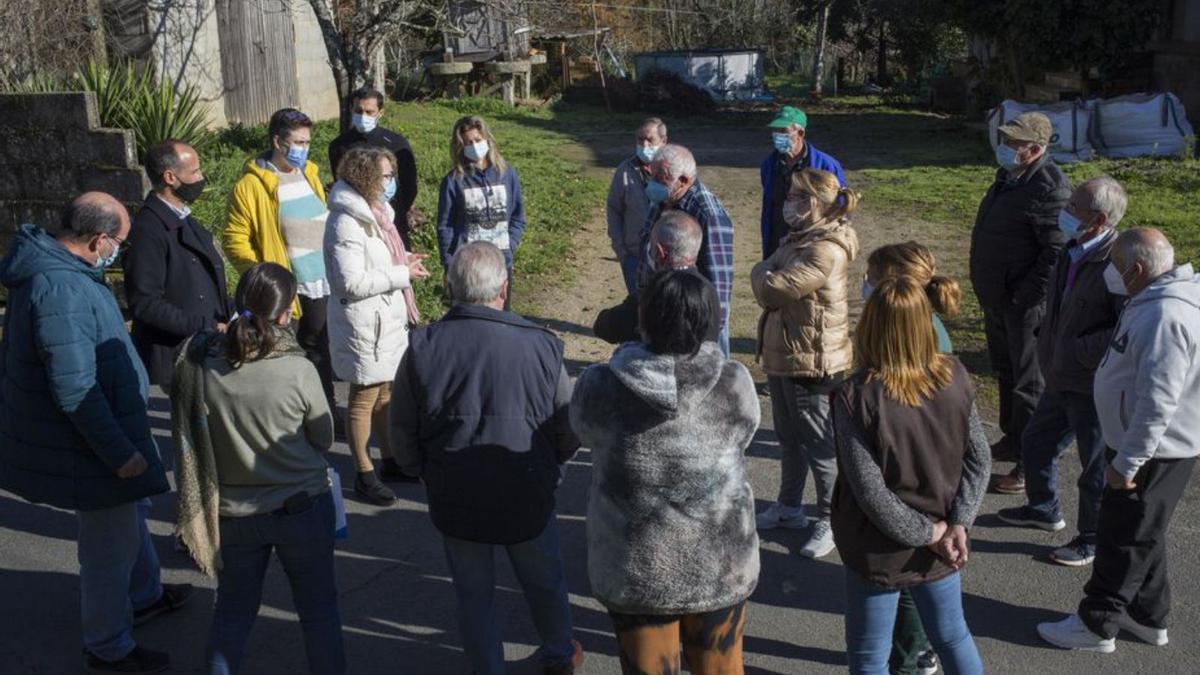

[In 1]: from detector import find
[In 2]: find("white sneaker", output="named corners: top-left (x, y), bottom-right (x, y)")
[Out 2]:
top-left (756, 502), bottom-right (809, 530)
top-left (1118, 614), bottom-right (1168, 646)
top-left (1037, 614), bottom-right (1116, 653)
top-left (799, 518), bottom-right (836, 558)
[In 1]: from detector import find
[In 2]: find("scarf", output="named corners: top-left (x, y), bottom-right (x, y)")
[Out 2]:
top-left (370, 201), bottom-right (421, 325)
top-left (171, 326), bottom-right (305, 576)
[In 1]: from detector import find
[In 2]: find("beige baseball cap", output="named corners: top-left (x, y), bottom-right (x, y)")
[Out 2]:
top-left (998, 112), bottom-right (1053, 145)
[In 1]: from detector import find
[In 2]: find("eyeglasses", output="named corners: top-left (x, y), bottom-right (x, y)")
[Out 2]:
top-left (382, 172), bottom-right (396, 180)
top-left (105, 233), bottom-right (127, 251)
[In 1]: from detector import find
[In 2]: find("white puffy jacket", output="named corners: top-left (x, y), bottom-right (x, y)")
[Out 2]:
top-left (324, 181), bottom-right (411, 385)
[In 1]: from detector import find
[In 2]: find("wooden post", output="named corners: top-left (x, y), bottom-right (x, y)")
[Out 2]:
top-left (559, 42), bottom-right (569, 91)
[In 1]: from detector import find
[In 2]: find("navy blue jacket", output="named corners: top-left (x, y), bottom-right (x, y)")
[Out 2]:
top-left (759, 142), bottom-right (846, 258)
top-left (125, 193), bottom-right (233, 388)
top-left (0, 224), bottom-right (169, 510)
top-left (391, 304), bottom-right (574, 544)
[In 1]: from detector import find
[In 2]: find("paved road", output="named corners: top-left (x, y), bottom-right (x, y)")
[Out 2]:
top-left (3, 112), bottom-right (1199, 674)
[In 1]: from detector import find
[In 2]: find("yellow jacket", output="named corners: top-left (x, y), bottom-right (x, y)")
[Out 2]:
top-left (223, 154), bottom-right (326, 316)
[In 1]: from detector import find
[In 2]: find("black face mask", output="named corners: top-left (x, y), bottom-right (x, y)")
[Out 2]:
top-left (175, 177), bottom-right (207, 204)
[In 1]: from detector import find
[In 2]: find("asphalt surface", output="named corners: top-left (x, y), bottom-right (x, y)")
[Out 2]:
top-left (4, 113), bottom-right (1200, 674)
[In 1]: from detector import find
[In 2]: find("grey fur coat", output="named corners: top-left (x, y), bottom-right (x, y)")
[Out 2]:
top-left (570, 341), bottom-right (761, 615)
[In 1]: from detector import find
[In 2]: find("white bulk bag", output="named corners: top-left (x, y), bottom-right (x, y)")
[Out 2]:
top-left (1087, 93), bottom-right (1194, 158)
top-left (987, 100), bottom-right (1095, 163)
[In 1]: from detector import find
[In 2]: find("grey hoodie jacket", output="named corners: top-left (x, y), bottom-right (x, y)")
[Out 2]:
top-left (570, 341), bottom-right (760, 615)
top-left (1094, 264), bottom-right (1200, 479)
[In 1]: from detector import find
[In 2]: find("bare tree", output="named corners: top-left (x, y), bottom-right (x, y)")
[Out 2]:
top-left (809, 0), bottom-right (834, 94)
top-left (299, 0), bottom-right (445, 131)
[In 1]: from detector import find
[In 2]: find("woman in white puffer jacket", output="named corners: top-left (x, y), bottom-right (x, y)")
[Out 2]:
top-left (324, 145), bottom-right (429, 505)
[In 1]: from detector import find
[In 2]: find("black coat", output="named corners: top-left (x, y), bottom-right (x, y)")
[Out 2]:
top-left (124, 194), bottom-right (233, 388)
top-left (328, 126), bottom-right (418, 245)
top-left (593, 267), bottom-right (722, 345)
top-left (968, 155), bottom-right (1071, 309)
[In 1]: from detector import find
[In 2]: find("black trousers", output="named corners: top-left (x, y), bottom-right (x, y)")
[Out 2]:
top-left (1078, 455), bottom-right (1197, 637)
top-left (297, 295), bottom-right (336, 407)
top-left (983, 302), bottom-right (1045, 455)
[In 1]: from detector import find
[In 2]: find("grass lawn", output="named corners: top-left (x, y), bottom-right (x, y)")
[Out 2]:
top-left (188, 97), bottom-right (610, 319)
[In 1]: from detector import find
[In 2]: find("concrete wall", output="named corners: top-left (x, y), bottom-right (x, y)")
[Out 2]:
top-left (0, 92), bottom-right (148, 256)
top-left (292, 2), bottom-right (341, 123)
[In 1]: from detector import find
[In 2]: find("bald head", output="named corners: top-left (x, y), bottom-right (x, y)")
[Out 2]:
top-left (1113, 227), bottom-right (1174, 296)
top-left (650, 211), bottom-right (702, 269)
top-left (59, 192), bottom-right (127, 241)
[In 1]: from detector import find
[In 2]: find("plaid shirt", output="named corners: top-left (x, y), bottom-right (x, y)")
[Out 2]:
top-left (640, 180), bottom-right (734, 329)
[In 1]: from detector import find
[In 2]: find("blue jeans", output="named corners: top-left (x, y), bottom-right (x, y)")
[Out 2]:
top-left (207, 491), bottom-right (344, 675)
top-left (620, 254), bottom-right (641, 297)
top-left (1021, 389), bottom-right (1106, 544)
top-left (844, 571), bottom-right (982, 675)
top-left (442, 516), bottom-right (574, 675)
top-left (78, 497), bottom-right (163, 662)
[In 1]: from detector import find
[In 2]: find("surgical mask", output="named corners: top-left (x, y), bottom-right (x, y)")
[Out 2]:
top-left (382, 177), bottom-right (397, 202)
top-left (94, 237), bottom-right (119, 269)
top-left (782, 196), bottom-right (815, 228)
top-left (1057, 209), bottom-right (1084, 238)
top-left (645, 180), bottom-right (670, 204)
top-left (995, 143), bottom-right (1021, 171)
top-left (464, 140), bottom-right (489, 162)
top-left (861, 279), bottom-right (873, 300)
top-left (351, 113), bottom-right (378, 134)
top-left (175, 177), bottom-right (206, 204)
top-left (773, 132), bottom-right (793, 153)
top-left (285, 144), bottom-right (308, 169)
top-left (1104, 263), bottom-right (1130, 296)
top-left (636, 144), bottom-right (658, 163)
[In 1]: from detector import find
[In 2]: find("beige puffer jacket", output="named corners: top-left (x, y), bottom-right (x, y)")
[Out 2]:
top-left (751, 218), bottom-right (859, 378)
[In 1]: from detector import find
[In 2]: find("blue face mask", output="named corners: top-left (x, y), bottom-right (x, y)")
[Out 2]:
top-left (1057, 209), bottom-right (1083, 238)
top-left (285, 144), bottom-right (309, 169)
top-left (382, 177), bottom-right (397, 202)
top-left (352, 113), bottom-right (378, 134)
top-left (94, 236), bottom-right (119, 269)
top-left (861, 279), bottom-right (873, 300)
top-left (645, 180), bottom-right (670, 204)
top-left (773, 132), bottom-right (793, 153)
top-left (636, 144), bottom-right (658, 164)
top-left (995, 143), bottom-right (1021, 171)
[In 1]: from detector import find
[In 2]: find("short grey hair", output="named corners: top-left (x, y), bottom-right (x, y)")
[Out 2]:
top-left (1117, 227), bottom-right (1175, 277)
top-left (58, 192), bottom-right (124, 240)
top-left (651, 211), bottom-right (702, 267)
top-left (639, 117), bottom-right (668, 141)
top-left (448, 241), bottom-right (508, 304)
top-left (652, 144), bottom-right (697, 180)
top-left (1079, 176), bottom-right (1128, 228)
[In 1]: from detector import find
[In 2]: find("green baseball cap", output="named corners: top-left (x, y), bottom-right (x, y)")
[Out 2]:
top-left (768, 106), bottom-right (808, 129)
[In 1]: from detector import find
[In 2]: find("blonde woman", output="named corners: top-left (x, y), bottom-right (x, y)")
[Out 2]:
top-left (325, 145), bottom-right (429, 505)
top-left (750, 168), bottom-right (858, 558)
top-left (436, 115), bottom-right (526, 309)
top-left (832, 276), bottom-right (989, 674)
top-left (864, 241), bottom-right (962, 354)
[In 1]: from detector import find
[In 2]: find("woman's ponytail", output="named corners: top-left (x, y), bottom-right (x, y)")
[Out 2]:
top-left (832, 186), bottom-right (860, 221)
top-left (224, 263), bottom-right (297, 368)
top-left (926, 274), bottom-right (962, 318)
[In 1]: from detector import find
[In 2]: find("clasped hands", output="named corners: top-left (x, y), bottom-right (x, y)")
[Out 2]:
top-left (927, 521), bottom-right (969, 570)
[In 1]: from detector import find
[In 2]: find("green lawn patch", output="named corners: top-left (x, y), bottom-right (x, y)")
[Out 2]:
top-left (188, 98), bottom-right (608, 319)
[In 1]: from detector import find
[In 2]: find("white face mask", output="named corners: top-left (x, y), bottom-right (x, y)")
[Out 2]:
top-left (464, 140), bottom-right (489, 162)
top-left (351, 113), bottom-right (378, 134)
top-left (1104, 262), bottom-right (1130, 296)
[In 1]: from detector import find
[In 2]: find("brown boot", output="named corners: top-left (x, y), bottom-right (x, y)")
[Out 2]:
top-left (993, 466), bottom-right (1026, 495)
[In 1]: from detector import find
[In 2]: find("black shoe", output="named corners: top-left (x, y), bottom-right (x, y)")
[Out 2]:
top-left (85, 646), bottom-right (169, 674)
top-left (380, 457), bottom-right (420, 482)
top-left (133, 583), bottom-right (193, 626)
top-left (990, 436), bottom-right (1020, 462)
top-left (354, 470), bottom-right (397, 505)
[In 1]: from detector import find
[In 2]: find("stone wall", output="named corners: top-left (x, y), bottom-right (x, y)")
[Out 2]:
top-left (0, 92), bottom-right (148, 257)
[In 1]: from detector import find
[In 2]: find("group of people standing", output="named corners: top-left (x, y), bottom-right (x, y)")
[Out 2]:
top-left (0, 91), bottom-right (1197, 675)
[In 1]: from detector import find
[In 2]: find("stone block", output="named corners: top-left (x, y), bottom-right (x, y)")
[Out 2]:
top-left (78, 167), bottom-right (150, 203)
top-left (87, 129), bottom-right (139, 169)
top-left (0, 92), bottom-right (99, 131)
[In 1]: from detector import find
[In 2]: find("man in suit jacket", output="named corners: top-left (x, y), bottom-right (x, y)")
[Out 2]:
top-left (124, 140), bottom-right (233, 391)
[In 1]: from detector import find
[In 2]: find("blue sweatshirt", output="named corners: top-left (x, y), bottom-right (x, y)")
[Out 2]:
top-left (436, 164), bottom-right (526, 269)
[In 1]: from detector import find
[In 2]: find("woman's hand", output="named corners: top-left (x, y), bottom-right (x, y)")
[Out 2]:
top-left (928, 520), bottom-right (949, 546)
top-left (406, 252), bottom-right (431, 281)
top-left (931, 524), bottom-right (970, 570)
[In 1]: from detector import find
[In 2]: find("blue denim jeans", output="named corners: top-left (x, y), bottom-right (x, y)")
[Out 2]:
top-left (442, 516), bottom-right (574, 675)
top-left (620, 254), bottom-right (641, 297)
top-left (1020, 389), bottom-right (1106, 544)
top-left (207, 491), bottom-right (344, 675)
top-left (844, 571), bottom-right (982, 675)
top-left (77, 497), bottom-right (163, 662)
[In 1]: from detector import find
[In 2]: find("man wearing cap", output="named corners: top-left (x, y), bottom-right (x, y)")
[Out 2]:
top-left (969, 111), bottom-right (1071, 494)
top-left (760, 105), bottom-right (846, 258)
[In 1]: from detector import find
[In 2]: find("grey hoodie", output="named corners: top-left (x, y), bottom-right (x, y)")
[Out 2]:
top-left (1094, 264), bottom-right (1200, 479)
top-left (570, 341), bottom-right (760, 615)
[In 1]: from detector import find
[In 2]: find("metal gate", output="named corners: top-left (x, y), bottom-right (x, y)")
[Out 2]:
top-left (215, 0), bottom-right (300, 125)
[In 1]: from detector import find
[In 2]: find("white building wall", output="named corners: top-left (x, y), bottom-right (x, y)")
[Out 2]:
top-left (292, 2), bottom-right (341, 123)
